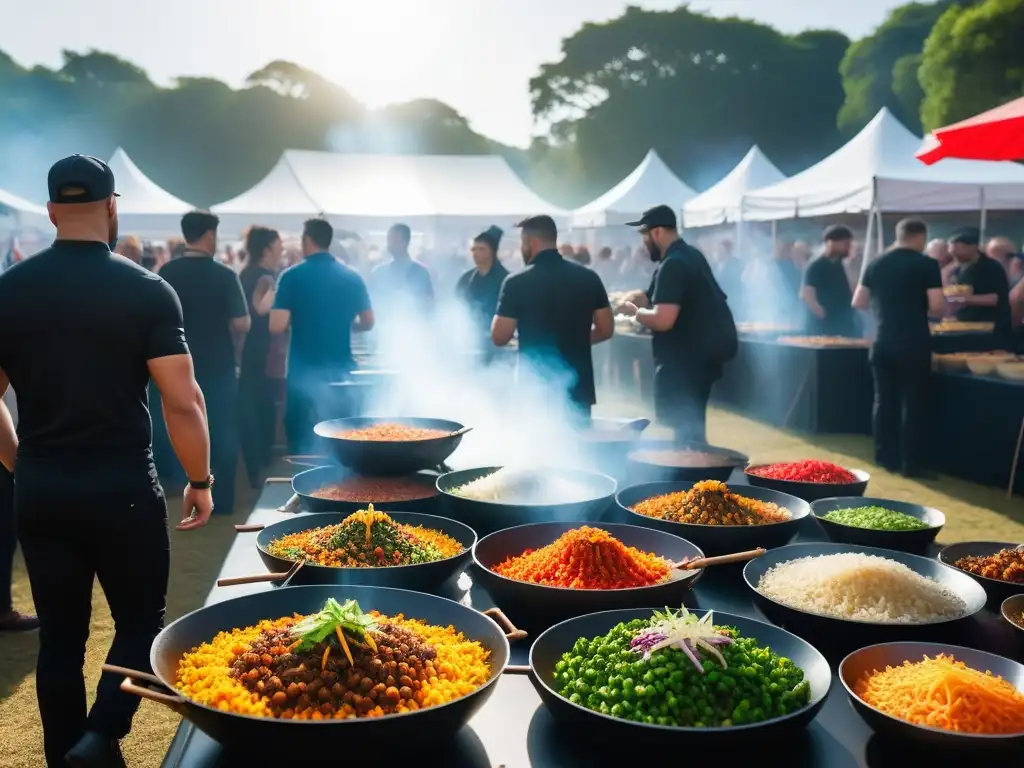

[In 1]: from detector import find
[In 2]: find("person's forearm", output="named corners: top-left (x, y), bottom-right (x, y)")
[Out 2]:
top-left (966, 293), bottom-right (998, 307)
top-left (590, 326), bottom-right (613, 344)
top-left (0, 402), bottom-right (16, 473)
top-left (625, 290), bottom-right (649, 308)
top-left (162, 388), bottom-right (211, 482)
top-left (634, 308), bottom-right (673, 332)
top-left (804, 300), bottom-right (825, 319)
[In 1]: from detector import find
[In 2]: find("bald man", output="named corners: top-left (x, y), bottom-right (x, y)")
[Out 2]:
top-left (925, 238), bottom-right (955, 285)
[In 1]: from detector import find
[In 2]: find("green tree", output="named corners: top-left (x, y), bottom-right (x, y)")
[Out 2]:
top-left (837, 1), bottom-right (962, 135)
top-left (919, 0), bottom-right (1024, 130)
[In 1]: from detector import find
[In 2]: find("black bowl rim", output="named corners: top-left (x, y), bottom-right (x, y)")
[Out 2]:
top-left (744, 466), bottom-right (871, 487)
top-left (436, 466), bottom-right (619, 509)
top-left (810, 497), bottom-right (946, 534)
top-left (291, 466), bottom-right (441, 503)
top-left (472, 521), bottom-right (704, 594)
top-left (614, 481), bottom-right (811, 529)
top-left (314, 416), bottom-right (466, 444)
top-left (839, 640), bottom-right (1024, 741)
top-left (256, 511), bottom-right (477, 573)
top-left (529, 606), bottom-right (831, 734)
top-left (937, 541), bottom-right (1024, 590)
top-left (1001, 594), bottom-right (1024, 631)
top-left (625, 441), bottom-right (750, 470)
top-left (743, 541), bottom-right (987, 626)
top-left (157, 584), bottom-right (509, 726)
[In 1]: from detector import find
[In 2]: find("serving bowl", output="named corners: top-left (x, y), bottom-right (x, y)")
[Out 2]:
top-left (966, 355), bottom-right (1015, 376)
top-left (997, 362), bottom-right (1024, 382)
top-left (615, 481), bottom-right (809, 556)
top-left (472, 522), bottom-right (703, 632)
top-left (1001, 594), bottom-right (1024, 636)
top-left (840, 641), bottom-right (1024, 749)
top-left (811, 497), bottom-right (944, 554)
top-left (625, 441), bottom-right (749, 483)
top-left (314, 416), bottom-right (467, 475)
top-left (436, 466), bottom-right (617, 537)
top-left (744, 466), bottom-right (869, 503)
top-left (518, 607), bottom-right (831, 745)
top-left (291, 465), bottom-right (441, 514)
top-left (743, 542), bottom-right (987, 647)
top-left (938, 541), bottom-right (1024, 610)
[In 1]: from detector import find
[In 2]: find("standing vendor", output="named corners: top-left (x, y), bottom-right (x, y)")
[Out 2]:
top-left (949, 227), bottom-right (1012, 342)
top-left (492, 215), bottom-right (613, 421)
top-left (456, 225), bottom-right (508, 339)
top-left (618, 205), bottom-right (736, 444)
top-left (800, 225), bottom-right (858, 338)
top-left (368, 223), bottom-right (434, 324)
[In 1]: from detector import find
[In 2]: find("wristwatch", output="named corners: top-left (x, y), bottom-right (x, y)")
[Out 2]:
top-left (189, 474), bottom-right (215, 490)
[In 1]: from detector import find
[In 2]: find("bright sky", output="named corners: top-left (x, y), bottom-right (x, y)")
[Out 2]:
top-left (2, 0), bottom-right (903, 147)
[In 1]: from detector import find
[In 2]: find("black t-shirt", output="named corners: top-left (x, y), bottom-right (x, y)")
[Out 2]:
top-left (803, 256), bottom-right (856, 337)
top-left (644, 240), bottom-right (731, 374)
top-left (239, 265), bottom-right (274, 378)
top-left (955, 253), bottom-right (1012, 337)
top-left (495, 250), bottom-right (609, 406)
top-left (861, 247), bottom-right (941, 355)
top-left (159, 253), bottom-right (247, 381)
top-left (0, 240), bottom-right (188, 466)
top-left (456, 263), bottom-right (509, 334)
top-left (274, 252), bottom-right (372, 381)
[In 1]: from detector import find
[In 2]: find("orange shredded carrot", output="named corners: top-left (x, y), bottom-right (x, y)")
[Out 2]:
top-left (854, 654), bottom-right (1024, 735)
top-left (335, 625), bottom-right (354, 667)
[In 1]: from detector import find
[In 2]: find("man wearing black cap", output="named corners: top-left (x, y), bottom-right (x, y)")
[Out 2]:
top-left (0, 155), bottom-right (212, 767)
top-left (618, 205), bottom-right (736, 444)
top-left (949, 226), bottom-right (1011, 341)
top-left (492, 215), bottom-right (613, 419)
top-left (456, 226), bottom-right (509, 343)
top-left (800, 225), bottom-right (858, 338)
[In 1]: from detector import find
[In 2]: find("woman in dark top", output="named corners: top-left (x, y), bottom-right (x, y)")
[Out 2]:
top-left (238, 226), bottom-right (282, 486)
top-left (456, 226), bottom-right (508, 350)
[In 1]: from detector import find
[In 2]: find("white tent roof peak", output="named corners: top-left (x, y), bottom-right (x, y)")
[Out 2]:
top-left (682, 145), bottom-right (786, 228)
top-left (107, 148), bottom-right (193, 214)
top-left (572, 149), bottom-right (697, 228)
top-left (742, 108), bottom-right (1024, 219)
top-left (0, 188), bottom-right (51, 232)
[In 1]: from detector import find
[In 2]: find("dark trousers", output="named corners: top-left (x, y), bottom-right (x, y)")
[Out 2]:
top-left (15, 466), bottom-right (169, 767)
top-left (285, 373), bottom-right (350, 455)
top-left (654, 364), bottom-right (717, 445)
top-left (0, 466), bottom-right (14, 613)
top-left (238, 369), bottom-right (275, 486)
top-left (871, 351), bottom-right (930, 472)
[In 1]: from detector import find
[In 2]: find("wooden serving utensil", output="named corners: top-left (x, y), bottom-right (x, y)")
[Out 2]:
top-left (621, 418), bottom-right (651, 433)
top-left (234, 523), bottom-right (266, 533)
top-left (216, 560), bottom-right (303, 587)
top-left (672, 547), bottom-right (765, 575)
top-left (450, 426), bottom-right (474, 438)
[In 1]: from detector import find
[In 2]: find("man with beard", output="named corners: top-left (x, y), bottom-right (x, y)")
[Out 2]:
top-left (949, 227), bottom-right (1012, 342)
top-left (800, 225), bottom-right (858, 338)
top-left (618, 206), bottom-right (736, 444)
top-left (491, 215), bottom-right (613, 421)
top-left (0, 155), bottom-right (212, 766)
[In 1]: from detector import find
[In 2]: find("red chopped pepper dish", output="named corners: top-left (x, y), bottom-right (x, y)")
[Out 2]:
top-left (310, 477), bottom-right (438, 503)
top-left (748, 460), bottom-right (856, 484)
top-left (952, 548), bottom-right (1024, 584)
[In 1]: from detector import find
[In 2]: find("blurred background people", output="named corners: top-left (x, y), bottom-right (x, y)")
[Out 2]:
top-left (800, 225), bottom-right (857, 337)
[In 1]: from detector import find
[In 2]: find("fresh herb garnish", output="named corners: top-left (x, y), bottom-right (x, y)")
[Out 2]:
top-left (286, 598), bottom-right (378, 659)
top-left (630, 606), bottom-right (734, 673)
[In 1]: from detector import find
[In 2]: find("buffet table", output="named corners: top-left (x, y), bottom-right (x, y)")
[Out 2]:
top-left (929, 372), bottom-right (1024, 495)
top-left (161, 479), bottom-right (1021, 767)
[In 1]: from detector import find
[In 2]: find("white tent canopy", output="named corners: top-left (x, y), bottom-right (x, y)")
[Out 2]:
top-left (108, 148), bottom-right (193, 236)
top-left (212, 150), bottom-right (565, 240)
top-left (0, 188), bottom-right (51, 233)
top-left (682, 146), bottom-right (785, 228)
top-left (572, 150), bottom-right (696, 229)
top-left (742, 108), bottom-right (1024, 221)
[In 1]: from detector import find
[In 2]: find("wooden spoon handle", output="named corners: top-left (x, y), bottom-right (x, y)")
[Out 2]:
top-left (216, 571), bottom-right (290, 586)
top-left (235, 523), bottom-right (266, 532)
top-left (676, 547), bottom-right (766, 570)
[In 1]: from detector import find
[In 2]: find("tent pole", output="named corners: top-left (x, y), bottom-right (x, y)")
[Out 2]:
top-left (771, 220), bottom-right (777, 256)
top-left (979, 188), bottom-right (987, 243)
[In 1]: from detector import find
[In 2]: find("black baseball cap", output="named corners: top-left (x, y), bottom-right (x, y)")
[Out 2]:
top-left (948, 226), bottom-right (980, 246)
top-left (823, 224), bottom-right (853, 242)
top-left (47, 155), bottom-right (118, 204)
top-left (626, 204), bottom-right (677, 232)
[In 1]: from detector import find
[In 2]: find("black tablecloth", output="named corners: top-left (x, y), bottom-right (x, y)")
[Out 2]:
top-left (161, 480), bottom-right (1021, 767)
top-left (930, 332), bottom-right (1004, 354)
top-left (715, 339), bottom-right (873, 435)
top-left (929, 372), bottom-right (1024, 495)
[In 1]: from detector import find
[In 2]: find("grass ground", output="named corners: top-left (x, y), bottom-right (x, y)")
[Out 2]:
top-left (0, 406), bottom-right (1021, 767)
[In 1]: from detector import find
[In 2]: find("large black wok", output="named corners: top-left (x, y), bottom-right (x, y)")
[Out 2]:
top-left (514, 607), bottom-right (831, 745)
top-left (291, 465), bottom-right (441, 514)
top-left (220, 512), bottom-right (476, 592)
top-left (106, 585), bottom-right (522, 758)
top-left (315, 416), bottom-right (469, 475)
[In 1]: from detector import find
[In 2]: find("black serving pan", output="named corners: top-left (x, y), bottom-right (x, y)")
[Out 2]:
top-left (436, 466), bottom-right (618, 537)
top-left (105, 585), bottom-right (523, 759)
top-left (314, 416), bottom-right (468, 475)
top-left (514, 607), bottom-right (831, 745)
top-left (938, 541), bottom-right (1024, 610)
top-left (472, 522), bottom-right (703, 632)
top-left (744, 542), bottom-right (987, 647)
top-left (811, 497), bottom-right (945, 554)
top-left (1002, 594), bottom-right (1024, 636)
top-left (291, 465), bottom-right (441, 514)
top-left (615, 481), bottom-right (809, 556)
top-left (626, 441), bottom-right (749, 483)
top-left (219, 512), bottom-right (475, 593)
top-left (744, 465), bottom-right (870, 503)
top-left (840, 641), bottom-right (1024, 750)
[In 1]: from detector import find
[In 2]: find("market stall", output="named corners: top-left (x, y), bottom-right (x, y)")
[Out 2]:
top-left (107, 148), bottom-right (194, 237)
